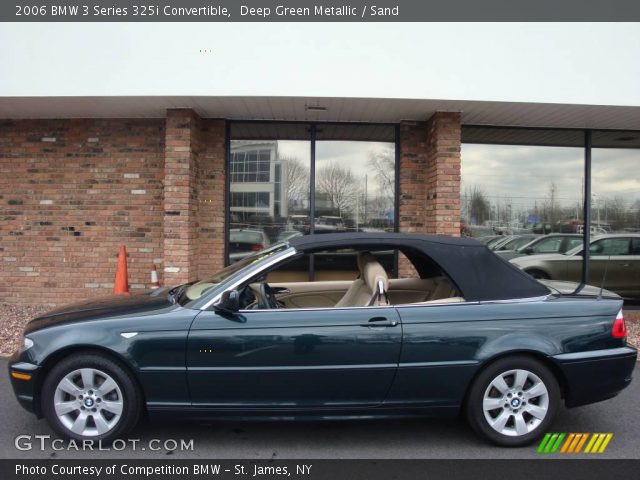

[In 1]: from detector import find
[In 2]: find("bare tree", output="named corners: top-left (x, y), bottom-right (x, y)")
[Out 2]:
top-left (280, 157), bottom-right (309, 210)
top-left (368, 149), bottom-right (395, 199)
top-left (316, 161), bottom-right (357, 214)
top-left (605, 196), bottom-right (630, 231)
top-left (466, 185), bottom-right (491, 225)
top-left (542, 182), bottom-right (560, 225)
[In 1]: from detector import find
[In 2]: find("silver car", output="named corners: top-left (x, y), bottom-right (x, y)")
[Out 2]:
top-left (496, 234), bottom-right (583, 261)
top-left (510, 234), bottom-right (640, 299)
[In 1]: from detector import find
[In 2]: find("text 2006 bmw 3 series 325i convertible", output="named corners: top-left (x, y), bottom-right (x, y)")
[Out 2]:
top-left (8, 233), bottom-right (637, 446)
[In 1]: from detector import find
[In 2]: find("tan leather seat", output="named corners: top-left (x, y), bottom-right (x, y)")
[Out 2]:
top-left (429, 276), bottom-right (457, 300)
top-left (363, 260), bottom-right (390, 306)
top-left (334, 252), bottom-right (389, 308)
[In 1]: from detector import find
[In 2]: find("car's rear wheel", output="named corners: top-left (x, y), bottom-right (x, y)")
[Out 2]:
top-left (466, 356), bottom-right (560, 446)
top-left (41, 352), bottom-right (141, 442)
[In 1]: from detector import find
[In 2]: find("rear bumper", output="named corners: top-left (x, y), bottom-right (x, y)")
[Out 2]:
top-left (551, 346), bottom-right (637, 408)
top-left (8, 351), bottom-right (41, 416)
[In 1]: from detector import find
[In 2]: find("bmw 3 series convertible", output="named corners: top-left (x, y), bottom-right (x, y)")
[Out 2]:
top-left (8, 233), bottom-right (637, 446)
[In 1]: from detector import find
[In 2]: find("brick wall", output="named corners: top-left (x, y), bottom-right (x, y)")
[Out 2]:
top-left (1, 110), bottom-right (460, 304)
top-left (0, 119), bottom-right (165, 306)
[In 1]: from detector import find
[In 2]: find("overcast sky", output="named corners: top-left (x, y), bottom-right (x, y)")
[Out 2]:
top-left (3, 22), bottom-right (639, 218)
top-left (1, 23), bottom-right (640, 106)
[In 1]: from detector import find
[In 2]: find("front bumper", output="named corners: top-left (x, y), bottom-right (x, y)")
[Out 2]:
top-left (551, 346), bottom-right (637, 408)
top-left (8, 350), bottom-right (42, 416)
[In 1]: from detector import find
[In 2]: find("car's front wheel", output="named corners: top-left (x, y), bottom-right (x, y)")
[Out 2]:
top-left (466, 356), bottom-right (560, 446)
top-left (41, 352), bottom-right (141, 442)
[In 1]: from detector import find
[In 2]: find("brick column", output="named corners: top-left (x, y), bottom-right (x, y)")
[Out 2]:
top-left (398, 112), bottom-right (461, 276)
top-left (163, 109), bottom-right (200, 285)
top-left (424, 112), bottom-right (461, 236)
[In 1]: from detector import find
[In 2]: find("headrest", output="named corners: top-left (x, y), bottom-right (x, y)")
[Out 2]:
top-left (363, 260), bottom-right (389, 293)
top-left (356, 251), bottom-right (376, 273)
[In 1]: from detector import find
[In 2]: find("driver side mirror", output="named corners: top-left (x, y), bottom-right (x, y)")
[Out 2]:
top-left (522, 247), bottom-right (534, 255)
top-left (213, 289), bottom-right (240, 314)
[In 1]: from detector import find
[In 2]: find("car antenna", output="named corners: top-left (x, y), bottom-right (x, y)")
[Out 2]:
top-left (598, 255), bottom-right (612, 300)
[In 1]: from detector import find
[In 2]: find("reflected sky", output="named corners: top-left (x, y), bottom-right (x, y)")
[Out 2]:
top-left (462, 144), bottom-right (640, 213)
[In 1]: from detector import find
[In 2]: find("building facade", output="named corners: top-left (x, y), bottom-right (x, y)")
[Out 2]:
top-left (1, 97), bottom-right (639, 305)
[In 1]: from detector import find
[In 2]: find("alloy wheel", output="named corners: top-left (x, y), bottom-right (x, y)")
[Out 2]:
top-left (53, 368), bottom-right (124, 437)
top-left (482, 368), bottom-right (549, 437)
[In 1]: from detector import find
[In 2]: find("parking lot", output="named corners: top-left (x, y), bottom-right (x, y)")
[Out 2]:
top-left (1, 358), bottom-right (638, 460)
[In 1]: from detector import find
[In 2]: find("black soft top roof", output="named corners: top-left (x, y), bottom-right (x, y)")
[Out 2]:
top-left (288, 233), bottom-right (550, 301)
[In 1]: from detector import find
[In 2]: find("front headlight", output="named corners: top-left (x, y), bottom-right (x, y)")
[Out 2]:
top-left (20, 336), bottom-right (34, 352)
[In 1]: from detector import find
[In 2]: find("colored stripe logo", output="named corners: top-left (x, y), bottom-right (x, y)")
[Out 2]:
top-left (537, 433), bottom-right (613, 454)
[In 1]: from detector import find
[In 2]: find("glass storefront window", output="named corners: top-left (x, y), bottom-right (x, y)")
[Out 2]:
top-left (591, 134), bottom-right (640, 297)
top-left (461, 128), bottom-right (585, 240)
top-left (229, 138), bottom-right (311, 264)
top-left (228, 122), bottom-right (397, 280)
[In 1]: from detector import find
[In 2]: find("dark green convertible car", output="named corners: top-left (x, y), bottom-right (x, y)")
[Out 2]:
top-left (8, 233), bottom-right (637, 446)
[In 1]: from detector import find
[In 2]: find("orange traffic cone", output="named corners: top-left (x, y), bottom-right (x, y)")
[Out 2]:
top-left (150, 264), bottom-right (160, 289)
top-left (113, 245), bottom-right (130, 295)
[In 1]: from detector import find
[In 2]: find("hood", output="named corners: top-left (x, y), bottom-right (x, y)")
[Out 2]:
top-left (539, 280), bottom-right (620, 299)
top-left (24, 289), bottom-right (175, 334)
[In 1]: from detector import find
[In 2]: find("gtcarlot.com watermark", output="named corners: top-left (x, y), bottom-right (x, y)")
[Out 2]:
top-left (15, 434), bottom-right (194, 452)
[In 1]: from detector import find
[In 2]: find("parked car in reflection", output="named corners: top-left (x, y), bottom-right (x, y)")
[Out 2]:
top-left (477, 235), bottom-right (504, 246)
top-left (510, 234), bottom-right (640, 299)
top-left (491, 234), bottom-right (540, 252)
top-left (276, 230), bottom-right (303, 242)
top-left (288, 215), bottom-right (310, 232)
top-left (314, 216), bottom-right (346, 233)
top-left (228, 229), bottom-right (270, 263)
top-left (496, 234), bottom-right (583, 261)
top-left (483, 235), bottom-right (509, 249)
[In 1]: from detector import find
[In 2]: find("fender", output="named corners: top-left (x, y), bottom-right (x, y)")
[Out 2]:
top-left (475, 332), bottom-right (561, 361)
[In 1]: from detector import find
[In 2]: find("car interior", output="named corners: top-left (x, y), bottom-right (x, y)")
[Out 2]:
top-left (238, 248), bottom-right (464, 310)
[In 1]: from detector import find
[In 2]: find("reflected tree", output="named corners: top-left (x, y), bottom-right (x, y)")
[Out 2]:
top-left (466, 186), bottom-right (491, 225)
top-left (316, 161), bottom-right (357, 214)
top-left (281, 157), bottom-right (310, 210)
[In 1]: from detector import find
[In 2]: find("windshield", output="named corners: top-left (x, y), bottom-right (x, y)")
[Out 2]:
top-left (180, 243), bottom-right (289, 302)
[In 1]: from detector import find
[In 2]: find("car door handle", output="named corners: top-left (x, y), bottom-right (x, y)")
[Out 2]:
top-left (361, 317), bottom-right (399, 328)
top-left (271, 286), bottom-right (291, 295)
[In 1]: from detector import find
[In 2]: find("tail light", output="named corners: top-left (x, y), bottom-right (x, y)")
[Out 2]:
top-left (251, 243), bottom-right (264, 252)
top-left (611, 309), bottom-right (627, 339)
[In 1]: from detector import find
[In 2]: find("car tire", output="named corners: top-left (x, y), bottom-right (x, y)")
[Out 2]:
top-left (41, 352), bottom-right (141, 442)
top-left (466, 355), bottom-right (560, 447)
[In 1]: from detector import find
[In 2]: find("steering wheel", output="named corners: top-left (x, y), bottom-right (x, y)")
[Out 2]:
top-left (259, 282), bottom-right (280, 309)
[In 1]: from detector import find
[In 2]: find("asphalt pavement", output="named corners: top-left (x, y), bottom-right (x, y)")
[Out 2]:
top-left (1, 358), bottom-right (638, 459)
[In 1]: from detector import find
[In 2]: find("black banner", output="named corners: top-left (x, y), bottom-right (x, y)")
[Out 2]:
top-left (3, 459), bottom-right (640, 480)
top-left (3, 0), bottom-right (640, 22)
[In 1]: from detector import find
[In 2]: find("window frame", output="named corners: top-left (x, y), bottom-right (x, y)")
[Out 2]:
top-left (226, 121), bottom-right (400, 278)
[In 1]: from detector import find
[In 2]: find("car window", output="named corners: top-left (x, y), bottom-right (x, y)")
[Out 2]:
top-left (531, 237), bottom-right (562, 253)
top-left (630, 238), bottom-right (640, 255)
top-left (589, 238), bottom-right (631, 256)
top-left (230, 230), bottom-right (264, 244)
top-left (565, 237), bottom-right (584, 251)
top-left (234, 247), bottom-right (460, 310)
top-left (182, 243), bottom-right (290, 301)
top-left (501, 236), bottom-right (537, 250)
